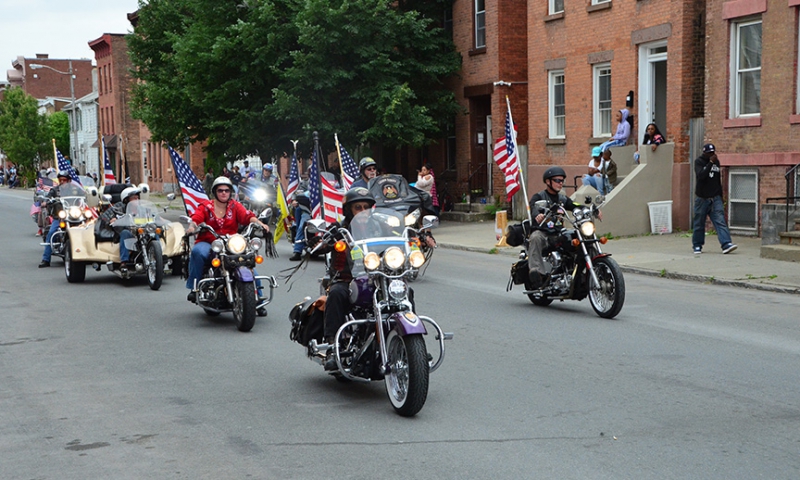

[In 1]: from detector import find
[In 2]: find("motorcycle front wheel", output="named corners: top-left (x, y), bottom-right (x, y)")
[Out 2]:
top-left (384, 330), bottom-right (429, 417)
top-left (588, 256), bottom-right (625, 319)
top-left (146, 241), bottom-right (164, 291)
top-left (64, 238), bottom-right (86, 283)
top-left (232, 281), bottom-right (256, 332)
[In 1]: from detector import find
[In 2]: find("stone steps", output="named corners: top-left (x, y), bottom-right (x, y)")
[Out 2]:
top-left (760, 244), bottom-right (800, 262)
top-left (440, 201), bottom-right (495, 222)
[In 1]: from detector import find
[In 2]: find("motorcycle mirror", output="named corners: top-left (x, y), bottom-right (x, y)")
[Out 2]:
top-left (584, 196), bottom-right (592, 205)
top-left (103, 194), bottom-right (112, 202)
top-left (421, 215), bottom-right (439, 230)
top-left (178, 215), bottom-right (192, 227)
top-left (166, 193), bottom-right (176, 202)
top-left (595, 194), bottom-right (605, 204)
top-left (305, 222), bottom-right (319, 236)
top-left (534, 200), bottom-right (548, 210)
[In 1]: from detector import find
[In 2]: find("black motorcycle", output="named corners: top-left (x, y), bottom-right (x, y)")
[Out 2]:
top-left (507, 196), bottom-right (625, 319)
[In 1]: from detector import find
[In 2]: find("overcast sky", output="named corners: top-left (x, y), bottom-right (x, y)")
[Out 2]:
top-left (1, 0), bottom-right (140, 73)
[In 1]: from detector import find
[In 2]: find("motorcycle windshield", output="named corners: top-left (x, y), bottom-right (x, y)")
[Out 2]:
top-left (349, 207), bottom-right (410, 270)
top-left (58, 184), bottom-right (88, 211)
top-left (240, 179), bottom-right (276, 204)
top-left (116, 199), bottom-right (170, 228)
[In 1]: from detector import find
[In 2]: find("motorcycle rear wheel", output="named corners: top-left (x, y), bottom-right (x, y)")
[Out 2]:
top-left (384, 330), bottom-right (429, 417)
top-left (146, 241), bottom-right (164, 291)
top-left (232, 281), bottom-right (256, 332)
top-left (588, 256), bottom-right (625, 319)
top-left (64, 239), bottom-right (86, 283)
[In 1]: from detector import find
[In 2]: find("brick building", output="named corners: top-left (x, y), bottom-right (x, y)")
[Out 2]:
top-left (89, 34), bottom-right (143, 185)
top-left (704, 0), bottom-right (800, 237)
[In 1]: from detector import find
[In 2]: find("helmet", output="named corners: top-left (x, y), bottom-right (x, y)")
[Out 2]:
top-left (543, 167), bottom-right (567, 182)
top-left (263, 164), bottom-right (273, 171)
top-left (343, 187), bottom-right (375, 217)
top-left (211, 176), bottom-right (233, 197)
top-left (359, 157), bottom-right (377, 173)
top-left (121, 186), bottom-right (141, 203)
top-left (57, 170), bottom-right (71, 180)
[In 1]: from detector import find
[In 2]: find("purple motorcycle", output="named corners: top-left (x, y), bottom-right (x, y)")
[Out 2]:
top-left (289, 207), bottom-right (452, 417)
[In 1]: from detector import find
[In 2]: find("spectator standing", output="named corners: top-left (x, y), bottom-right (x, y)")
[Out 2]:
top-left (692, 144), bottom-right (737, 255)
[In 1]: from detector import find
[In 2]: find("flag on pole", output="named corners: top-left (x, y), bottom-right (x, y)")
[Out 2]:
top-left (167, 146), bottom-right (209, 215)
top-left (272, 183), bottom-right (292, 244)
top-left (493, 104), bottom-right (521, 201)
top-left (307, 149), bottom-right (322, 219)
top-left (101, 138), bottom-right (116, 186)
top-left (336, 138), bottom-right (360, 190)
top-left (36, 172), bottom-right (55, 193)
top-left (55, 148), bottom-right (82, 187)
top-left (286, 151), bottom-right (300, 200)
top-left (321, 175), bottom-right (344, 224)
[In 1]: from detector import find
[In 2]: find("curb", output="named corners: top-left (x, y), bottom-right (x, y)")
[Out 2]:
top-left (437, 242), bottom-right (800, 295)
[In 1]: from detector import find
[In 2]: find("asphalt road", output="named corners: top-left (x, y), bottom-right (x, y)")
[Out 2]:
top-left (2, 187), bottom-right (800, 479)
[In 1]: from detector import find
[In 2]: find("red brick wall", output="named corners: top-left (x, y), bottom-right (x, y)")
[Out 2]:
top-left (21, 57), bottom-right (93, 100)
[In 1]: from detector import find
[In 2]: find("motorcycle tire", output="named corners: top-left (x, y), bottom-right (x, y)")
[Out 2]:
top-left (146, 241), bottom-right (164, 291)
top-left (384, 330), bottom-right (429, 417)
top-left (64, 238), bottom-right (86, 283)
top-left (232, 281), bottom-right (256, 332)
top-left (588, 256), bottom-right (625, 319)
top-left (170, 255), bottom-right (185, 277)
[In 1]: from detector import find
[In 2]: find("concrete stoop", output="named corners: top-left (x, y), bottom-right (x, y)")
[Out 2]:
top-left (440, 202), bottom-right (495, 222)
top-left (760, 244), bottom-right (800, 262)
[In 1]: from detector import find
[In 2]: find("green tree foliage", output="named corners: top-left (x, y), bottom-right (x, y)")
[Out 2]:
top-left (49, 111), bottom-right (70, 155)
top-left (0, 87), bottom-right (53, 184)
top-left (128, 0), bottom-right (460, 159)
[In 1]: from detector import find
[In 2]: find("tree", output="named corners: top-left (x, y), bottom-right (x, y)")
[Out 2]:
top-left (0, 87), bottom-right (52, 184)
top-left (128, 0), bottom-right (460, 159)
top-left (49, 111), bottom-right (70, 155)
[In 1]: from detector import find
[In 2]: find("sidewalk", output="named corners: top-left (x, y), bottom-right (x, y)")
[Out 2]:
top-left (433, 220), bottom-right (800, 295)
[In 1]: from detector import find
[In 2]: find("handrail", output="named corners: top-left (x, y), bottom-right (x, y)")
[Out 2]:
top-left (781, 163), bottom-right (800, 232)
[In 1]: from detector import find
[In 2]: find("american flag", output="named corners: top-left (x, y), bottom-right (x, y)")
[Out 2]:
top-left (321, 174), bottom-right (344, 224)
top-left (286, 150), bottom-right (299, 200)
top-left (101, 138), bottom-right (116, 185)
top-left (36, 173), bottom-right (55, 193)
top-left (337, 140), bottom-right (360, 190)
top-left (56, 148), bottom-right (82, 187)
top-left (168, 146), bottom-right (209, 215)
top-left (307, 149), bottom-right (322, 219)
top-left (493, 103), bottom-right (521, 201)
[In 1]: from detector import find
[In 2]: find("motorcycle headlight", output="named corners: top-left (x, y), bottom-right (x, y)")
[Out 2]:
top-left (146, 223), bottom-right (157, 234)
top-left (227, 234), bottom-right (247, 254)
top-left (84, 209), bottom-right (94, 219)
top-left (387, 279), bottom-right (408, 301)
top-left (68, 206), bottom-right (81, 219)
top-left (384, 247), bottom-right (405, 269)
top-left (364, 252), bottom-right (380, 271)
top-left (580, 221), bottom-right (596, 237)
top-left (249, 237), bottom-right (263, 251)
top-left (404, 210), bottom-right (420, 226)
top-left (58, 210), bottom-right (67, 219)
top-left (409, 250), bottom-right (425, 268)
top-left (253, 189), bottom-right (268, 202)
top-left (211, 239), bottom-right (225, 253)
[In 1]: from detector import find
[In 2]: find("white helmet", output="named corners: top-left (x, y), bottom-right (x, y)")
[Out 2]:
top-left (121, 186), bottom-right (141, 203)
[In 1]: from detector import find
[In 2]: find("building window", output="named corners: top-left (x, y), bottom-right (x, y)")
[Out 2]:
top-left (728, 169), bottom-right (758, 230)
top-left (475, 0), bottom-right (486, 49)
top-left (549, 0), bottom-right (564, 15)
top-left (549, 70), bottom-right (565, 138)
top-left (592, 0), bottom-right (611, 4)
top-left (593, 64), bottom-right (612, 137)
top-left (731, 18), bottom-right (761, 117)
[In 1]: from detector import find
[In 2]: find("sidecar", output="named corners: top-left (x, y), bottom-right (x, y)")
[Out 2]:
top-left (62, 203), bottom-right (186, 284)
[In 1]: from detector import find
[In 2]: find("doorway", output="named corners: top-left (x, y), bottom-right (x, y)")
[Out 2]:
top-left (638, 41), bottom-right (668, 143)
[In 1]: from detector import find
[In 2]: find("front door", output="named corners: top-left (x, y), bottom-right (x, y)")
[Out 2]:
top-left (638, 41), bottom-right (668, 143)
top-left (469, 96), bottom-right (491, 199)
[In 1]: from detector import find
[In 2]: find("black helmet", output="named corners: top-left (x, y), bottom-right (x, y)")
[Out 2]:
top-left (358, 157), bottom-right (377, 173)
top-left (543, 166), bottom-right (567, 183)
top-left (343, 187), bottom-right (375, 218)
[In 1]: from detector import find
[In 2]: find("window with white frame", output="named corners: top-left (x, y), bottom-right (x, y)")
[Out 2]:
top-left (729, 169), bottom-right (758, 230)
top-left (592, 0), bottom-right (611, 4)
top-left (549, 70), bottom-right (565, 138)
top-left (475, 0), bottom-right (486, 49)
top-left (731, 18), bottom-right (761, 117)
top-left (549, 0), bottom-right (564, 15)
top-left (593, 64), bottom-right (612, 137)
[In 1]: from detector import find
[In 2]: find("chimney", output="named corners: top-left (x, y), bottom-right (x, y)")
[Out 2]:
top-left (35, 54), bottom-right (49, 59)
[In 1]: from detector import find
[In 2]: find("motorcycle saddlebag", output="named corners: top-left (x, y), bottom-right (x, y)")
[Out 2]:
top-left (510, 259), bottom-right (529, 285)
top-left (289, 297), bottom-right (324, 347)
top-left (505, 221), bottom-right (530, 247)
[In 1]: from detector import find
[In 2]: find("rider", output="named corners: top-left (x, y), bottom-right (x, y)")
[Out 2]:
top-left (97, 186), bottom-right (140, 271)
top-left (184, 176), bottom-right (270, 302)
top-left (350, 157), bottom-right (378, 190)
top-left (526, 167), bottom-right (600, 288)
top-left (289, 191), bottom-right (312, 261)
top-left (38, 171), bottom-right (72, 268)
top-left (259, 163), bottom-right (279, 188)
top-left (319, 187), bottom-right (375, 369)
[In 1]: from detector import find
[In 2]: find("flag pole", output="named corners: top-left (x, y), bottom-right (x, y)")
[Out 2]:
top-left (334, 133), bottom-right (345, 187)
top-left (312, 131), bottom-right (324, 220)
top-left (506, 96), bottom-right (531, 223)
top-left (52, 138), bottom-right (57, 166)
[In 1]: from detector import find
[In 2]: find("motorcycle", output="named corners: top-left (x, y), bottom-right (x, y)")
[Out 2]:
top-left (239, 178), bottom-right (279, 229)
top-left (507, 196), bottom-right (625, 319)
top-left (38, 183), bottom-right (97, 261)
top-left (289, 207), bottom-right (452, 417)
top-left (180, 220), bottom-right (278, 332)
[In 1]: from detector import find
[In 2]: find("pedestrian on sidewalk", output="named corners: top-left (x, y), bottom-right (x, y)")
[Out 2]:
top-left (692, 143), bottom-right (737, 255)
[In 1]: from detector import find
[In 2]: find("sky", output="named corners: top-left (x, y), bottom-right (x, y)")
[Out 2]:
top-left (1, 0), bottom-right (140, 72)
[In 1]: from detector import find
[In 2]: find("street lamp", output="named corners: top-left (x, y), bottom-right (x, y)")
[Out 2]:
top-left (30, 61), bottom-right (78, 173)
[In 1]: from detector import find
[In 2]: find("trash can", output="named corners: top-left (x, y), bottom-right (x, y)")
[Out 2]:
top-left (648, 200), bottom-right (673, 234)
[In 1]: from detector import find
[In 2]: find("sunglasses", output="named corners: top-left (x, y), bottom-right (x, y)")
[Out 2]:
top-left (216, 188), bottom-right (232, 193)
top-left (550, 178), bottom-right (565, 184)
top-left (365, 166), bottom-right (377, 171)
top-left (352, 203), bottom-right (371, 212)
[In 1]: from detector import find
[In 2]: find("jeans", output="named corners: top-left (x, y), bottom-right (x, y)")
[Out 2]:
top-left (186, 241), bottom-right (261, 291)
top-left (581, 175), bottom-right (610, 195)
top-left (598, 139), bottom-right (626, 152)
top-left (42, 220), bottom-right (61, 262)
top-left (293, 214), bottom-right (309, 254)
top-left (119, 230), bottom-right (134, 262)
top-left (692, 196), bottom-right (732, 249)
